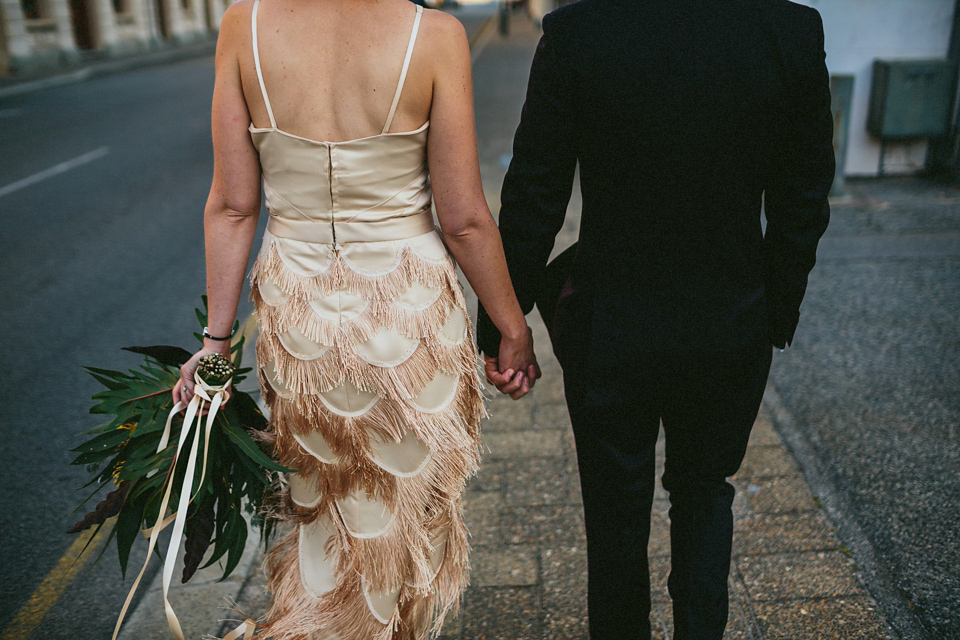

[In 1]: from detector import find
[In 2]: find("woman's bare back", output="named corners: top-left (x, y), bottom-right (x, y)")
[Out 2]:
top-left (237, 0), bottom-right (434, 143)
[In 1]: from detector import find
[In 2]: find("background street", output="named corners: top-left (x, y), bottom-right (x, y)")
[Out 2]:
top-left (0, 55), bottom-right (261, 639)
top-left (1, 5), bottom-right (958, 640)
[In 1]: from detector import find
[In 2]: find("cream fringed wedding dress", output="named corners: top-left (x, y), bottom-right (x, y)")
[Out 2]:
top-left (246, 2), bottom-right (484, 638)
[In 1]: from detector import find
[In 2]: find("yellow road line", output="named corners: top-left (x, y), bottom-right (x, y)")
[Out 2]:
top-left (1, 520), bottom-right (113, 640)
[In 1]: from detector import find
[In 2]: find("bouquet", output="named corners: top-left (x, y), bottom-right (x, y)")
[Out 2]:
top-left (67, 298), bottom-right (291, 639)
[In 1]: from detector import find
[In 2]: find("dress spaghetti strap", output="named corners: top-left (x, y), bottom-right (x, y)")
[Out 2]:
top-left (251, 0), bottom-right (277, 129)
top-left (381, 4), bottom-right (423, 135)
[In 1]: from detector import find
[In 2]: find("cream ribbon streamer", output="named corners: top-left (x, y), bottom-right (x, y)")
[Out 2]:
top-left (111, 372), bottom-right (236, 640)
top-left (221, 619), bottom-right (256, 639)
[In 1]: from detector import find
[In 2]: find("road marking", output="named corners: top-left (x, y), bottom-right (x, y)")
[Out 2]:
top-left (1, 520), bottom-right (113, 640)
top-left (0, 146), bottom-right (109, 199)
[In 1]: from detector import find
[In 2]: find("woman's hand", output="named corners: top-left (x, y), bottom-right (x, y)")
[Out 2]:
top-left (172, 342), bottom-right (233, 407)
top-left (484, 326), bottom-right (540, 400)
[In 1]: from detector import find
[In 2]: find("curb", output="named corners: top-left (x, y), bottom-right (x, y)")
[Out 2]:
top-left (762, 381), bottom-right (926, 640)
top-left (0, 38), bottom-right (217, 100)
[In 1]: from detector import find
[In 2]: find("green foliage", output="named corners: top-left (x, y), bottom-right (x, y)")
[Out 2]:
top-left (67, 299), bottom-right (290, 583)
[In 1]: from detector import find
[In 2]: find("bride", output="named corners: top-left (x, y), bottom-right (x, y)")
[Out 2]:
top-left (172, 0), bottom-right (539, 637)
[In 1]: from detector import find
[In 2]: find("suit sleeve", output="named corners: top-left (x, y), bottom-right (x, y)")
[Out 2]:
top-left (476, 15), bottom-right (578, 356)
top-left (762, 8), bottom-right (835, 349)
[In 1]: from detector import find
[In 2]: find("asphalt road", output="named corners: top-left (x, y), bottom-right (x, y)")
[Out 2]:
top-left (0, 55), bottom-right (263, 640)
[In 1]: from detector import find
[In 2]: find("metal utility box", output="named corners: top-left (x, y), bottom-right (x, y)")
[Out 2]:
top-left (867, 59), bottom-right (957, 139)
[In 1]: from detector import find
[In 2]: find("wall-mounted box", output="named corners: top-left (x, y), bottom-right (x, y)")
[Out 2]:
top-left (867, 59), bottom-right (957, 139)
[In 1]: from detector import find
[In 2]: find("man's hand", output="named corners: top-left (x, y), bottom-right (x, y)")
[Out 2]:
top-left (484, 355), bottom-right (540, 400)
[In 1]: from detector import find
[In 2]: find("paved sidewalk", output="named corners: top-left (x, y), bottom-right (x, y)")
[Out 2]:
top-left (121, 11), bottom-right (896, 640)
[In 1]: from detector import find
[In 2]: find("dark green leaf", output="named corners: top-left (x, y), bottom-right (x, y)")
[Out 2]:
top-left (70, 427), bottom-right (132, 454)
top-left (230, 393), bottom-right (268, 432)
top-left (221, 422), bottom-right (296, 473)
top-left (115, 498), bottom-right (145, 578)
top-left (122, 345), bottom-right (193, 368)
top-left (220, 510), bottom-right (248, 580)
top-left (84, 367), bottom-right (132, 390)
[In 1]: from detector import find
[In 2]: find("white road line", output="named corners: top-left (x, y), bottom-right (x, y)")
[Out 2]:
top-left (0, 146), bottom-right (109, 199)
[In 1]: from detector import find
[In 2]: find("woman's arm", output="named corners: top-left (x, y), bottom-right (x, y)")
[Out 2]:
top-left (423, 12), bottom-right (539, 398)
top-left (176, 1), bottom-right (262, 405)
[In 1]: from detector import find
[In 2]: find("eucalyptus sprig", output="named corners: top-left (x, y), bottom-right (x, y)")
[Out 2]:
top-left (68, 297), bottom-right (290, 583)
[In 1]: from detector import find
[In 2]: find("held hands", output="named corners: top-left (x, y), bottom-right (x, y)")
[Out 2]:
top-left (484, 325), bottom-right (541, 400)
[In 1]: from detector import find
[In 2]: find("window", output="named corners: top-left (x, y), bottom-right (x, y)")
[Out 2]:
top-left (21, 0), bottom-right (42, 20)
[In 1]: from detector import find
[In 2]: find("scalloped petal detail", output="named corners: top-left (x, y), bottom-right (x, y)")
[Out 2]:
top-left (362, 577), bottom-right (402, 624)
top-left (336, 490), bottom-right (396, 538)
top-left (261, 361), bottom-right (295, 399)
top-left (439, 306), bottom-right (467, 345)
top-left (354, 327), bottom-right (420, 367)
top-left (319, 378), bottom-right (380, 417)
top-left (341, 241), bottom-right (405, 277)
top-left (366, 428), bottom-right (432, 477)
top-left (298, 513), bottom-right (338, 597)
top-left (293, 430), bottom-right (340, 465)
top-left (257, 278), bottom-right (290, 307)
top-left (409, 372), bottom-right (459, 414)
top-left (308, 290), bottom-right (370, 323)
top-left (278, 325), bottom-right (331, 360)
top-left (394, 283), bottom-right (442, 311)
top-left (428, 527), bottom-right (448, 579)
top-left (287, 471), bottom-right (323, 507)
top-left (406, 232), bottom-right (450, 264)
top-left (273, 236), bottom-right (335, 277)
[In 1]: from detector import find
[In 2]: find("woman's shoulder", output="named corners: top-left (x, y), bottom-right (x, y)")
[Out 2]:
top-left (414, 7), bottom-right (470, 71)
top-left (417, 8), bottom-right (469, 52)
top-left (215, 0), bottom-right (255, 51)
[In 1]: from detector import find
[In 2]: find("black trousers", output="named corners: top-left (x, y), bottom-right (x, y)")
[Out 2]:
top-left (563, 336), bottom-right (772, 640)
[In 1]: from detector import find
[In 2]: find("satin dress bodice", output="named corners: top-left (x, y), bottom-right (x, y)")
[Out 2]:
top-left (249, 122), bottom-right (435, 246)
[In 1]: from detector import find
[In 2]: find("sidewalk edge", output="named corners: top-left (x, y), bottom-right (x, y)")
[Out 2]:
top-left (0, 39), bottom-right (216, 99)
top-left (762, 381), bottom-right (926, 640)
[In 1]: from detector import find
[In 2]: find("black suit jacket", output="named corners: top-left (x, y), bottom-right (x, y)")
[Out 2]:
top-left (478, 0), bottom-right (834, 366)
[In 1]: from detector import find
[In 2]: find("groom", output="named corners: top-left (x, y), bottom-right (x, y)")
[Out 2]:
top-left (478, 0), bottom-right (834, 638)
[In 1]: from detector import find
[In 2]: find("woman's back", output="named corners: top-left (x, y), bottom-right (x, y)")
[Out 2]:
top-left (237, 0), bottom-right (434, 143)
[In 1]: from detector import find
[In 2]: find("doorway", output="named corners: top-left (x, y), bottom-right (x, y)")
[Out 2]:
top-left (69, 0), bottom-right (94, 49)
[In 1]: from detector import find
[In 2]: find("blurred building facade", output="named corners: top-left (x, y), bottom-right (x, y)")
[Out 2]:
top-left (794, 0), bottom-right (958, 177)
top-left (0, 0), bottom-right (228, 76)
top-left (4, 0), bottom-right (960, 179)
